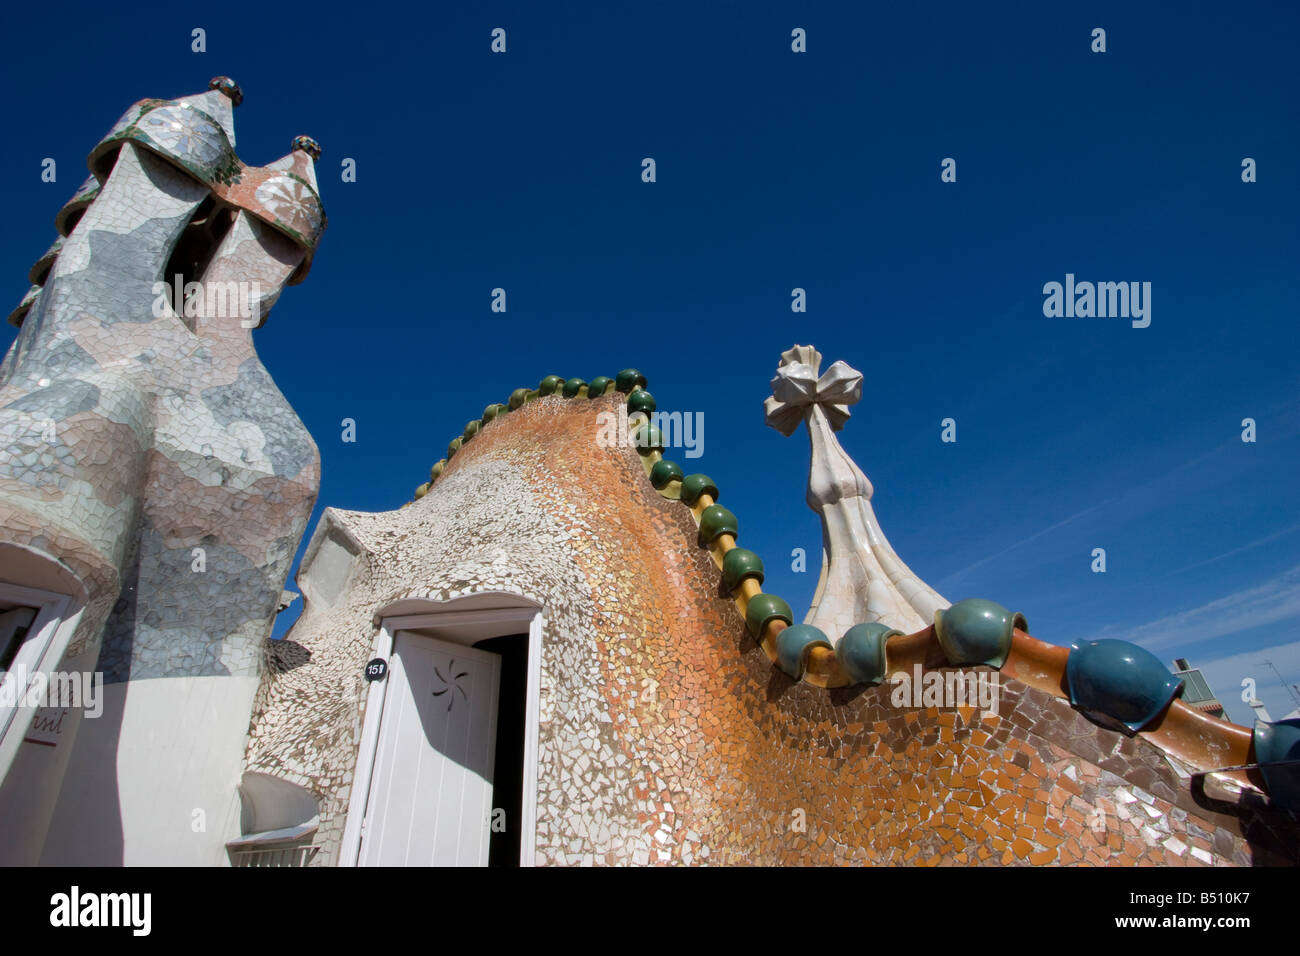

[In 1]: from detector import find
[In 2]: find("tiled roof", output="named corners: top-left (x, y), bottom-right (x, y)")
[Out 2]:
top-left (408, 367), bottom-right (1298, 813)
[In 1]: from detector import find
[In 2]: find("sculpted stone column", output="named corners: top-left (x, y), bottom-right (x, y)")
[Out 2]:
top-left (0, 78), bottom-right (324, 865)
top-left (764, 345), bottom-right (949, 640)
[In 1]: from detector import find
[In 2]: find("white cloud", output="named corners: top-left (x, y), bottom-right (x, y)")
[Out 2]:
top-left (938, 501), bottom-right (1109, 586)
top-left (939, 442), bottom-right (1238, 589)
top-left (1078, 564), bottom-right (1300, 653)
top-left (1168, 522), bottom-right (1300, 575)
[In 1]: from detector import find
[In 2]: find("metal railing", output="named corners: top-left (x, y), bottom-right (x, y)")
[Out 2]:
top-left (229, 844), bottom-right (321, 867)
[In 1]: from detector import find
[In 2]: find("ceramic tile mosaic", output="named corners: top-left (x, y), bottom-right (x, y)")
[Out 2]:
top-left (3, 79), bottom-right (1294, 868)
top-left (0, 80), bottom-right (325, 865)
top-left (246, 394), bottom-right (1300, 865)
top-left (0, 80), bottom-right (323, 683)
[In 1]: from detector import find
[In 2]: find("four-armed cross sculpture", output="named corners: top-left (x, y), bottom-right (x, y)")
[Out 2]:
top-left (764, 345), bottom-right (950, 640)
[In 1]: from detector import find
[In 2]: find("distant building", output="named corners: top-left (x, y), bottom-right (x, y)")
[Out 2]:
top-left (1250, 699), bottom-right (1275, 723)
top-left (1172, 658), bottom-right (1226, 718)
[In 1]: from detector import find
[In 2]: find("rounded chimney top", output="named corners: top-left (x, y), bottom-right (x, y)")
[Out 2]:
top-left (291, 135), bottom-right (322, 160)
top-left (208, 76), bottom-right (243, 106)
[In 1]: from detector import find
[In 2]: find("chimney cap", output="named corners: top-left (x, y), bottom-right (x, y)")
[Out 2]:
top-left (208, 76), bottom-right (243, 107)
top-left (291, 135), bottom-right (321, 160)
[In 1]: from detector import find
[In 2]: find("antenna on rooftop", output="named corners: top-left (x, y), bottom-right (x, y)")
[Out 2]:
top-left (1262, 659), bottom-right (1300, 708)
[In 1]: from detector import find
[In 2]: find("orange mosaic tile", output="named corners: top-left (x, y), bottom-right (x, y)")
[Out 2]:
top-left (247, 393), bottom-right (1300, 865)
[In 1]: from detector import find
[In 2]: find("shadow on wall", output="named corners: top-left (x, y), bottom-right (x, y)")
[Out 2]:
top-left (1188, 777), bottom-right (1300, 866)
top-left (35, 545), bottom-right (149, 863)
top-left (267, 638), bottom-right (312, 672)
top-left (36, 687), bottom-right (128, 865)
top-left (39, 543), bottom-right (192, 864)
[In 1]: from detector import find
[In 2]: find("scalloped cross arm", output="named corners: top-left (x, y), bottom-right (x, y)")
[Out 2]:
top-left (765, 344), bottom-right (950, 640)
top-left (763, 350), bottom-right (861, 436)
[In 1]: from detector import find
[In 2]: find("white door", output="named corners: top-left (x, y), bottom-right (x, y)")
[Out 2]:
top-left (358, 633), bottom-right (501, 866)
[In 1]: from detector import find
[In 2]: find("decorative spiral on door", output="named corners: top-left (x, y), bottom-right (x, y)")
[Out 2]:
top-left (431, 661), bottom-right (470, 712)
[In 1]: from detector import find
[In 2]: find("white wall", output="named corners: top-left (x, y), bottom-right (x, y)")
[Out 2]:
top-left (0, 644), bottom-right (97, 865)
top-left (39, 674), bottom-right (258, 865)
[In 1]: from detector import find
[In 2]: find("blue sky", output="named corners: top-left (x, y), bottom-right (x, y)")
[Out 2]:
top-left (2, 2), bottom-right (1298, 726)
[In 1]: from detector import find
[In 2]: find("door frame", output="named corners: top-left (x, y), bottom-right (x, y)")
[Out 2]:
top-left (340, 592), bottom-right (544, 867)
top-left (0, 579), bottom-right (83, 775)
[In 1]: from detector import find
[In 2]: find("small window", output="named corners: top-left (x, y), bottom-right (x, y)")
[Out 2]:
top-left (1178, 670), bottom-right (1215, 703)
